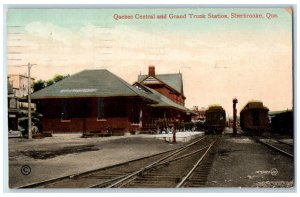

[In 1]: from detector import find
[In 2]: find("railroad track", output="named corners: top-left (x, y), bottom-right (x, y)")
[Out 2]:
top-left (275, 139), bottom-right (293, 147)
top-left (18, 135), bottom-right (217, 188)
top-left (255, 137), bottom-right (293, 158)
top-left (108, 135), bottom-right (220, 188)
top-left (176, 137), bottom-right (218, 188)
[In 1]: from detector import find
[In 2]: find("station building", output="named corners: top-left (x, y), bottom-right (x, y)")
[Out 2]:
top-left (30, 67), bottom-right (192, 134)
top-left (138, 65), bottom-right (186, 106)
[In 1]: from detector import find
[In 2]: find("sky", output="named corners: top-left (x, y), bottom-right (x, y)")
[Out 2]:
top-left (6, 8), bottom-right (293, 115)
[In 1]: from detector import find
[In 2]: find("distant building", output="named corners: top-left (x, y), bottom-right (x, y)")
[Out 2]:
top-left (8, 74), bottom-right (35, 98)
top-left (8, 74), bottom-right (35, 113)
top-left (7, 77), bottom-right (19, 131)
top-left (138, 65), bottom-right (186, 106)
top-left (191, 106), bottom-right (206, 122)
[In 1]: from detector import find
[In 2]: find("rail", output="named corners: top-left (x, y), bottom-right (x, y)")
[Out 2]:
top-left (176, 137), bottom-right (219, 188)
top-left (106, 136), bottom-right (207, 188)
top-left (255, 138), bottom-right (293, 158)
top-left (18, 135), bottom-right (207, 188)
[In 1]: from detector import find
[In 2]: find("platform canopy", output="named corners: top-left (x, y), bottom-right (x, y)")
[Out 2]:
top-left (133, 82), bottom-right (190, 113)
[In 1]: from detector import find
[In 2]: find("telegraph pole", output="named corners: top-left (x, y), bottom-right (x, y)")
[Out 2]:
top-left (27, 62), bottom-right (36, 139)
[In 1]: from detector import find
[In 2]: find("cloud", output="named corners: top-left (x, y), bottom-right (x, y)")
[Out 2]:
top-left (8, 21), bottom-right (293, 113)
top-left (25, 22), bottom-right (75, 45)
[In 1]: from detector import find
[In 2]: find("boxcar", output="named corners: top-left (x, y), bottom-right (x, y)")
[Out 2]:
top-left (240, 101), bottom-right (269, 135)
top-left (270, 110), bottom-right (293, 136)
top-left (205, 105), bottom-right (226, 134)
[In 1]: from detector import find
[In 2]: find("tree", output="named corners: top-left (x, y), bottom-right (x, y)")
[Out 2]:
top-left (46, 79), bottom-right (54, 86)
top-left (32, 80), bottom-right (46, 92)
top-left (53, 74), bottom-right (70, 83)
top-left (32, 74), bottom-right (70, 92)
top-left (53, 74), bottom-right (64, 83)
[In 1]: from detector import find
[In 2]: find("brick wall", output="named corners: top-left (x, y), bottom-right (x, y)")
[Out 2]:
top-left (38, 97), bottom-right (141, 133)
top-left (150, 86), bottom-right (185, 106)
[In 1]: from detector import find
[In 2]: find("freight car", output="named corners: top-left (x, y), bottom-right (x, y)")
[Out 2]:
top-left (240, 101), bottom-right (269, 135)
top-left (270, 110), bottom-right (293, 136)
top-left (205, 105), bottom-right (226, 134)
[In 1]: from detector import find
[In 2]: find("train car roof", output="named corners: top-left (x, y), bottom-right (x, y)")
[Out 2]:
top-left (206, 105), bottom-right (225, 112)
top-left (241, 101), bottom-right (269, 112)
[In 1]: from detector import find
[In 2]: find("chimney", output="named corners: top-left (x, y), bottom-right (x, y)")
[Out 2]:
top-left (148, 65), bottom-right (155, 77)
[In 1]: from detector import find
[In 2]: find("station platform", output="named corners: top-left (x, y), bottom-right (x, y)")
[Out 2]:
top-left (149, 131), bottom-right (205, 142)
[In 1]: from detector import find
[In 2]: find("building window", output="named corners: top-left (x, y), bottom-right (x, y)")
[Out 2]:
top-left (9, 98), bottom-right (17, 109)
top-left (106, 101), bottom-right (127, 117)
top-left (97, 98), bottom-right (105, 119)
top-left (131, 107), bottom-right (140, 124)
top-left (61, 99), bottom-right (71, 121)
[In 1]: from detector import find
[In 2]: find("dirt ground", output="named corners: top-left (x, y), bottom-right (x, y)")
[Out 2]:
top-left (8, 132), bottom-right (295, 189)
top-left (9, 134), bottom-right (183, 188)
top-left (206, 134), bottom-right (294, 188)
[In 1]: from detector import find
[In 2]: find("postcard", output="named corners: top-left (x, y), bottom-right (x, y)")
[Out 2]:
top-left (6, 6), bottom-right (294, 190)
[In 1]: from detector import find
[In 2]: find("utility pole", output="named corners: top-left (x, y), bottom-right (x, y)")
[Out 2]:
top-left (9, 62), bottom-right (36, 139)
top-left (27, 62), bottom-right (36, 139)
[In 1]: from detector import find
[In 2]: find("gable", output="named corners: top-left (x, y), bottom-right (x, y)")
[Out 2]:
top-left (138, 73), bottom-right (184, 96)
top-left (156, 74), bottom-right (183, 94)
top-left (142, 76), bottom-right (163, 85)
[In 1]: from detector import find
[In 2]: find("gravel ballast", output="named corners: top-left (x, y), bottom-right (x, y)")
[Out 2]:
top-left (206, 134), bottom-right (294, 188)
